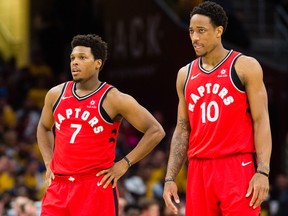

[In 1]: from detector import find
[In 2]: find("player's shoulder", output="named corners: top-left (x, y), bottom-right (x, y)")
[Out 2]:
top-left (235, 54), bottom-right (261, 69)
top-left (178, 62), bottom-right (191, 78)
top-left (179, 62), bottom-right (191, 72)
top-left (235, 54), bottom-right (263, 84)
top-left (177, 62), bottom-right (193, 83)
top-left (45, 82), bottom-right (66, 102)
top-left (105, 86), bottom-right (130, 103)
top-left (106, 85), bottom-right (120, 96)
top-left (103, 85), bottom-right (139, 117)
top-left (48, 82), bottom-right (66, 94)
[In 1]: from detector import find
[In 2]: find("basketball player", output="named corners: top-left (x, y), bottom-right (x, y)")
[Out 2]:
top-left (37, 34), bottom-right (165, 215)
top-left (162, 1), bottom-right (272, 215)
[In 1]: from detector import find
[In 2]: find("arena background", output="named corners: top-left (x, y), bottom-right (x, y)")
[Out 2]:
top-left (0, 0), bottom-right (288, 214)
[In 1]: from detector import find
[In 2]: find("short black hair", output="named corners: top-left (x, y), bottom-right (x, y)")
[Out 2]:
top-left (71, 34), bottom-right (108, 70)
top-left (190, 1), bottom-right (228, 33)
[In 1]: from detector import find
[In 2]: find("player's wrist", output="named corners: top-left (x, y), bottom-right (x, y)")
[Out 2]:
top-left (257, 163), bottom-right (270, 173)
top-left (123, 156), bottom-right (132, 167)
top-left (256, 170), bottom-right (269, 178)
top-left (164, 177), bottom-right (175, 183)
top-left (45, 162), bottom-right (51, 169)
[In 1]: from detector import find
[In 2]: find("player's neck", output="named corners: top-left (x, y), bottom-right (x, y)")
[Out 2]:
top-left (74, 79), bottom-right (102, 96)
top-left (201, 47), bottom-right (229, 69)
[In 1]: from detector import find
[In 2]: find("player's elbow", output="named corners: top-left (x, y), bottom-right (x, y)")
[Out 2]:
top-left (153, 124), bottom-right (166, 143)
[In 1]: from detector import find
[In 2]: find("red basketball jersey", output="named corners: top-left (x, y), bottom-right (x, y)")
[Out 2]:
top-left (185, 50), bottom-right (255, 159)
top-left (51, 81), bottom-right (121, 174)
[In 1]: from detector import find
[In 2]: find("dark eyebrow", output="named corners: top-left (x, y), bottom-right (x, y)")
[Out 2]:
top-left (70, 52), bottom-right (87, 57)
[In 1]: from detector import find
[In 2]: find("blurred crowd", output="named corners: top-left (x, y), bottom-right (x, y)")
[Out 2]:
top-left (0, 52), bottom-right (53, 215)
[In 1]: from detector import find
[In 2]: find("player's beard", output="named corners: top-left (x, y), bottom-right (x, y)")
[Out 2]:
top-left (194, 46), bottom-right (207, 57)
top-left (196, 50), bottom-right (208, 57)
top-left (73, 78), bottom-right (83, 83)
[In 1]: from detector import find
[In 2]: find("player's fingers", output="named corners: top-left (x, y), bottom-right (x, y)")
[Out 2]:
top-left (252, 198), bottom-right (261, 209)
top-left (51, 172), bottom-right (55, 180)
top-left (97, 172), bottom-right (110, 186)
top-left (252, 187), bottom-right (268, 209)
top-left (172, 191), bottom-right (180, 204)
top-left (249, 187), bottom-right (258, 208)
top-left (103, 175), bottom-right (114, 188)
top-left (46, 176), bottom-right (53, 186)
top-left (163, 193), bottom-right (178, 215)
top-left (166, 201), bottom-right (178, 215)
top-left (96, 169), bottom-right (108, 177)
top-left (45, 171), bottom-right (54, 186)
top-left (163, 193), bottom-right (171, 206)
top-left (112, 177), bottom-right (118, 188)
top-left (245, 183), bottom-right (253, 198)
top-left (45, 178), bottom-right (50, 186)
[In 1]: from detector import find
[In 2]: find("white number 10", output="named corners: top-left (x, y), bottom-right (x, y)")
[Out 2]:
top-left (200, 101), bottom-right (219, 123)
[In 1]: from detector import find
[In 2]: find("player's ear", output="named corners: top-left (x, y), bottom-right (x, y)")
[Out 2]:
top-left (95, 59), bottom-right (102, 70)
top-left (216, 26), bottom-right (224, 38)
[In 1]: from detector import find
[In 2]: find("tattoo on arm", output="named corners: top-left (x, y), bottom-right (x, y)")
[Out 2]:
top-left (257, 152), bottom-right (270, 173)
top-left (167, 118), bottom-right (190, 178)
top-left (257, 156), bottom-right (270, 173)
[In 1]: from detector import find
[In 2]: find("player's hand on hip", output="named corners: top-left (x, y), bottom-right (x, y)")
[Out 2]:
top-left (96, 160), bottom-right (129, 189)
top-left (163, 181), bottom-right (180, 215)
top-left (45, 167), bottom-right (55, 187)
top-left (246, 173), bottom-right (269, 209)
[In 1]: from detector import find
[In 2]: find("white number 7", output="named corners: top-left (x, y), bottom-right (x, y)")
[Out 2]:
top-left (70, 124), bottom-right (82, 144)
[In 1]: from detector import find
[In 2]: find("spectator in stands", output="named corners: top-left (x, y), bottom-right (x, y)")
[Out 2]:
top-left (11, 196), bottom-right (37, 216)
top-left (269, 173), bottom-right (288, 216)
top-left (124, 203), bottom-right (142, 216)
top-left (139, 197), bottom-right (160, 216)
top-left (0, 155), bottom-right (16, 193)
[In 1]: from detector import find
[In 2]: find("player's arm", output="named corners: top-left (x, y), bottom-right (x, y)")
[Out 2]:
top-left (163, 65), bottom-right (191, 215)
top-left (97, 88), bottom-right (165, 188)
top-left (109, 88), bottom-right (166, 165)
top-left (235, 55), bottom-right (272, 208)
top-left (165, 65), bottom-right (190, 183)
top-left (37, 84), bottom-right (63, 185)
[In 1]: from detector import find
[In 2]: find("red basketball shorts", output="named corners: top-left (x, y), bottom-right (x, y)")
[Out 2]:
top-left (186, 154), bottom-right (260, 216)
top-left (41, 172), bottom-right (119, 216)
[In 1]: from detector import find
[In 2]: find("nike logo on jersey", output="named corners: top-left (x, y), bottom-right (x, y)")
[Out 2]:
top-left (191, 73), bottom-right (201, 80)
top-left (241, 161), bottom-right (252, 166)
top-left (62, 96), bottom-right (73, 100)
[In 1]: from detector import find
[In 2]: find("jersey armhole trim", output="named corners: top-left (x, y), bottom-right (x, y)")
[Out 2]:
top-left (184, 61), bottom-right (193, 97)
top-left (99, 86), bottom-right (114, 124)
top-left (52, 82), bottom-right (68, 112)
top-left (231, 54), bottom-right (245, 92)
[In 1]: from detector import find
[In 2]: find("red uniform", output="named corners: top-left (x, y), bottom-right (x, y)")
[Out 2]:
top-left (41, 81), bottom-right (121, 216)
top-left (184, 50), bottom-right (260, 215)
